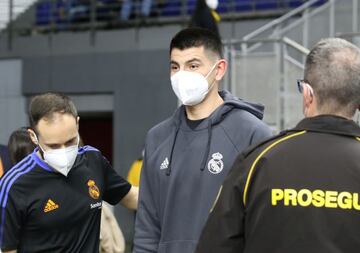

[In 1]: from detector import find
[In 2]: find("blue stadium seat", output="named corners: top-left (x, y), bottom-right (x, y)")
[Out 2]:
top-left (187, 0), bottom-right (196, 15)
top-left (255, 0), bottom-right (278, 11)
top-left (217, 0), bottom-right (231, 13)
top-left (35, 0), bottom-right (328, 26)
top-left (160, 0), bottom-right (182, 16)
top-left (235, 0), bottom-right (253, 12)
top-left (36, 2), bottom-right (52, 25)
top-left (288, 0), bottom-right (305, 8)
top-left (36, 0), bottom-right (68, 26)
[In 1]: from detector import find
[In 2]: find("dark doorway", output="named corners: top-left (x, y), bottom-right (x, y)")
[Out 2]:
top-left (79, 112), bottom-right (113, 164)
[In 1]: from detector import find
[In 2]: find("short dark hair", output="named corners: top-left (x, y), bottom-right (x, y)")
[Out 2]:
top-left (29, 92), bottom-right (78, 131)
top-left (170, 28), bottom-right (223, 58)
top-left (8, 127), bottom-right (36, 164)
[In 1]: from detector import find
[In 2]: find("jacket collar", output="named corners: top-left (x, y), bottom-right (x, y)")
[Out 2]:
top-left (291, 115), bottom-right (360, 138)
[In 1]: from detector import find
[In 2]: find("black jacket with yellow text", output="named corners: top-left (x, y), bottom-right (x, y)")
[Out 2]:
top-left (196, 115), bottom-right (360, 253)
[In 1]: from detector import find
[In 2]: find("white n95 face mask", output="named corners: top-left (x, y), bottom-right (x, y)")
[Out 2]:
top-left (43, 144), bottom-right (78, 177)
top-left (37, 136), bottom-right (79, 177)
top-left (171, 62), bottom-right (218, 106)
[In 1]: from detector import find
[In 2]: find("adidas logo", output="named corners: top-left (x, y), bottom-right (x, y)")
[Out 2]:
top-left (160, 158), bottom-right (169, 170)
top-left (44, 199), bottom-right (59, 213)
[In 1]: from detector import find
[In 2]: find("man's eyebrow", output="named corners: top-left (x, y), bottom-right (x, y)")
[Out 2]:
top-left (44, 136), bottom-right (77, 146)
top-left (170, 58), bottom-right (202, 65)
top-left (185, 58), bottom-right (202, 64)
top-left (65, 136), bottom-right (78, 144)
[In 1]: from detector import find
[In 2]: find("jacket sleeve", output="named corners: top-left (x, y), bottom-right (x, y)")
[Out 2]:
top-left (101, 154), bottom-right (132, 205)
top-left (0, 186), bottom-right (24, 251)
top-left (133, 146), bottom-right (161, 253)
top-left (195, 154), bottom-right (247, 253)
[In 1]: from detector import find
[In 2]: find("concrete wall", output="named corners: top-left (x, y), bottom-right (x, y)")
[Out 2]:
top-left (0, 59), bottom-right (27, 145)
top-left (0, 19), bottom-right (272, 57)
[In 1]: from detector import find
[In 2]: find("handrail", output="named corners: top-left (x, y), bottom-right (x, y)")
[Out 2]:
top-left (223, 37), bottom-right (280, 46)
top-left (276, 1), bottom-right (331, 36)
top-left (243, 0), bottom-right (328, 41)
top-left (224, 37), bottom-right (309, 55)
top-left (283, 37), bottom-right (309, 55)
top-left (336, 31), bottom-right (360, 38)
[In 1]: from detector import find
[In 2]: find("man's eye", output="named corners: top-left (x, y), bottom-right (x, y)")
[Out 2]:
top-left (49, 145), bottom-right (60, 149)
top-left (190, 64), bottom-right (198, 70)
top-left (65, 139), bottom-right (78, 147)
top-left (171, 65), bottom-right (179, 71)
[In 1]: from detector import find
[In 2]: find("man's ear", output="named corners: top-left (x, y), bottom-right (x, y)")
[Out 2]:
top-left (215, 59), bottom-right (227, 81)
top-left (303, 84), bottom-right (319, 118)
top-left (303, 84), bottom-right (314, 107)
top-left (27, 128), bottom-right (38, 145)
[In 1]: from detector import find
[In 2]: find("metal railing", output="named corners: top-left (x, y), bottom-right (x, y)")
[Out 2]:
top-left (0, 0), bottom-right (37, 50)
top-left (223, 37), bottom-right (308, 130)
top-left (241, 0), bottom-right (329, 53)
top-left (223, 0), bottom-right (359, 131)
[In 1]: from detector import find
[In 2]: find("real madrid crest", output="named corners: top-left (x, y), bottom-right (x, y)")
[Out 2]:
top-left (88, 179), bottom-right (100, 199)
top-left (208, 152), bottom-right (224, 174)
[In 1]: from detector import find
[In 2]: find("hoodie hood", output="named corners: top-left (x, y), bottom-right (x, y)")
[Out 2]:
top-left (171, 90), bottom-right (265, 128)
top-left (165, 90), bottom-right (266, 175)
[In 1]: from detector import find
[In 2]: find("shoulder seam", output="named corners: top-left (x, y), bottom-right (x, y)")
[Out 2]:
top-left (243, 130), bottom-right (307, 206)
top-left (78, 145), bottom-right (100, 154)
top-left (219, 125), bottom-right (240, 153)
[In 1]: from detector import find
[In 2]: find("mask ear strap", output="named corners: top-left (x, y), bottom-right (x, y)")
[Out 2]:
top-left (205, 61), bottom-right (219, 79)
top-left (32, 133), bottom-right (46, 159)
top-left (207, 78), bottom-right (217, 92)
top-left (38, 146), bottom-right (45, 160)
top-left (33, 133), bottom-right (39, 145)
top-left (205, 61), bottom-right (220, 94)
top-left (77, 135), bottom-right (81, 146)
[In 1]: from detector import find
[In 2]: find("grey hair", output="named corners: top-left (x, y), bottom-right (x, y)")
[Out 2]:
top-left (304, 38), bottom-right (360, 117)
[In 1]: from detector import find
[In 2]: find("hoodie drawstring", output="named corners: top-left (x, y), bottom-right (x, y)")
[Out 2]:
top-left (200, 120), bottom-right (212, 171)
top-left (167, 117), bottom-right (213, 175)
top-left (166, 123), bottom-right (181, 176)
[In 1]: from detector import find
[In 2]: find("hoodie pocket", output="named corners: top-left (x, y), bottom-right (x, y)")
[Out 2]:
top-left (158, 240), bottom-right (197, 253)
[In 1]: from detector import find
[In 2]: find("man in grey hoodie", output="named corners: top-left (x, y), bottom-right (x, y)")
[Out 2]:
top-left (133, 28), bottom-right (272, 253)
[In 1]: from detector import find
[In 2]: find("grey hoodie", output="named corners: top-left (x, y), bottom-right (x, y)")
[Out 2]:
top-left (134, 90), bottom-right (272, 253)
